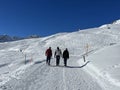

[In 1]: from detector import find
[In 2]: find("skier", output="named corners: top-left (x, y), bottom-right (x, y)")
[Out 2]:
top-left (45, 47), bottom-right (52, 65)
top-left (63, 48), bottom-right (69, 66)
top-left (54, 47), bottom-right (62, 66)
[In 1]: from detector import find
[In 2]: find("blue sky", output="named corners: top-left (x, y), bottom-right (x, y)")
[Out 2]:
top-left (0, 0), bottom-right (120, 37)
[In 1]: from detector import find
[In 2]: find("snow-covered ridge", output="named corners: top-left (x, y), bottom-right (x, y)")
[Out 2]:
top-left (0, 35), bottom-right (23, 42)
top-left (1, 19), bottom-right (119, 43)
top-left (99, 24), bottom-right (110, 29)
top-left (0, 35), bottom-right (40, 42)
top-left (112, 19), bottom-right (120, 24)
top-left (99, 19), bottom-right (120, 29)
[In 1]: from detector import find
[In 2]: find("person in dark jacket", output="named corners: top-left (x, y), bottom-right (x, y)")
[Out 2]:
top-left (63, 48), bottom-right (69, 66)
top-left (45, 47), bottom-right (52, 65)
top-left (54, 47), bottom-right (62, 66)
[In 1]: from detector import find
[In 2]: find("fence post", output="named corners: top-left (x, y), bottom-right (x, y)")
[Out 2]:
top-left (83, 55), bottom-right (86, 62)
top-left (85, 43), bottom-right (89, 56)
top-left (25, 54), bottom-right (26, 64)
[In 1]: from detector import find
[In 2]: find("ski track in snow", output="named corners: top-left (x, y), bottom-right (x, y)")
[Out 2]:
top-left (62, 68), bottom-right (66, 90)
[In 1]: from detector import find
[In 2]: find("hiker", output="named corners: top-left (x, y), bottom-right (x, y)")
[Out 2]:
top-left (54, 47), bottom-right (62, 66)
top-left (63, 48), bottom-right (69, 66)
top-left (45, 47), bottom-right (52, 65)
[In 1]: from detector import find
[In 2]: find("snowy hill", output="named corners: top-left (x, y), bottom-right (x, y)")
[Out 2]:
top-left (0, 19), bottom-right (120, 90)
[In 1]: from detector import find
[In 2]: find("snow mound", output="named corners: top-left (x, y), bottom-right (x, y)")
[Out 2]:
top-left (99, 24), bottom-right (110, 29)
top-left (112, 19), bottom-right (120, 24)
top-left (99, 19), bottom-right (120, 29)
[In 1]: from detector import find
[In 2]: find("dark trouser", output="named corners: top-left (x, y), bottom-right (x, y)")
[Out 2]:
top-left (56, 55), bottom-right (60, 66)
top-left (46, 56), bottom-right (51, 65)
top-left (64, 58), bottom-right (67, 66)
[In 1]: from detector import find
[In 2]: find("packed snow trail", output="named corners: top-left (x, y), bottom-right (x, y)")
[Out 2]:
top-left (3, 56), bottom-right (102, 90)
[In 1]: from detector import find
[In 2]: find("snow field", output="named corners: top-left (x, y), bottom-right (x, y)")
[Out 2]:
top-left (0, 21), bottom-right (120, 90)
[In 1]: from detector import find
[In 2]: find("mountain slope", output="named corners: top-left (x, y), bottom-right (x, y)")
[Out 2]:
top-left (0, 35), bottom-right (23, 42)
top-left (0, 35), bottom-right (40, 42)
top-left (0, 20), bottom-right (120, 90)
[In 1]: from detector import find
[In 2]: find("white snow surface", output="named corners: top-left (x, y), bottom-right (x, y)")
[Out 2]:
top-left (113, 19), bottom-right (120, 24)
top-left (0, 21), bottom-right (120, 90)
top-left (99, 19), bottom-right (120, 29)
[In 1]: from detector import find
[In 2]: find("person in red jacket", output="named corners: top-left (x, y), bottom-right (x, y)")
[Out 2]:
top-left (45, 47), bottom-right (52, 65)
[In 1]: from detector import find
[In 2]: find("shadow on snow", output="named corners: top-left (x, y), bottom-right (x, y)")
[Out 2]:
top-left (50, 61), bottom-right (90, 68)
top-left (34, 60), bottom-right (46, 64)
top-left (66, 61), bottom-right (90, 68)
top-left (0, 63), bottom-right (9, 68)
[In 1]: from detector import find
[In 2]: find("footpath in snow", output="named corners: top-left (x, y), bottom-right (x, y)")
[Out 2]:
top-left (2, 56), bottom-right (102, 90)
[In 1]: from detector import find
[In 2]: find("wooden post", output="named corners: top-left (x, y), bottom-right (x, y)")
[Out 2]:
top-left (83, 55), bottom-right (86, 62)
top-left (20, 49), bottom-right (27, 65)
top-left (85, 43), bottom-right (89, 56)
top-left (25, 54), bottom-right (26, 64)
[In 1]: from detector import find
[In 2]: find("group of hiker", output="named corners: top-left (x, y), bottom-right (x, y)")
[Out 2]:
top-left (45, 47), bottom-right (69, 66)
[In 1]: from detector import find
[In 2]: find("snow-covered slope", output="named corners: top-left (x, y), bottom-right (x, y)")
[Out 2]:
top-left (79, 43), bottom-right (120, 90)
top-left (0, 19), bottom-right (120, 90)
